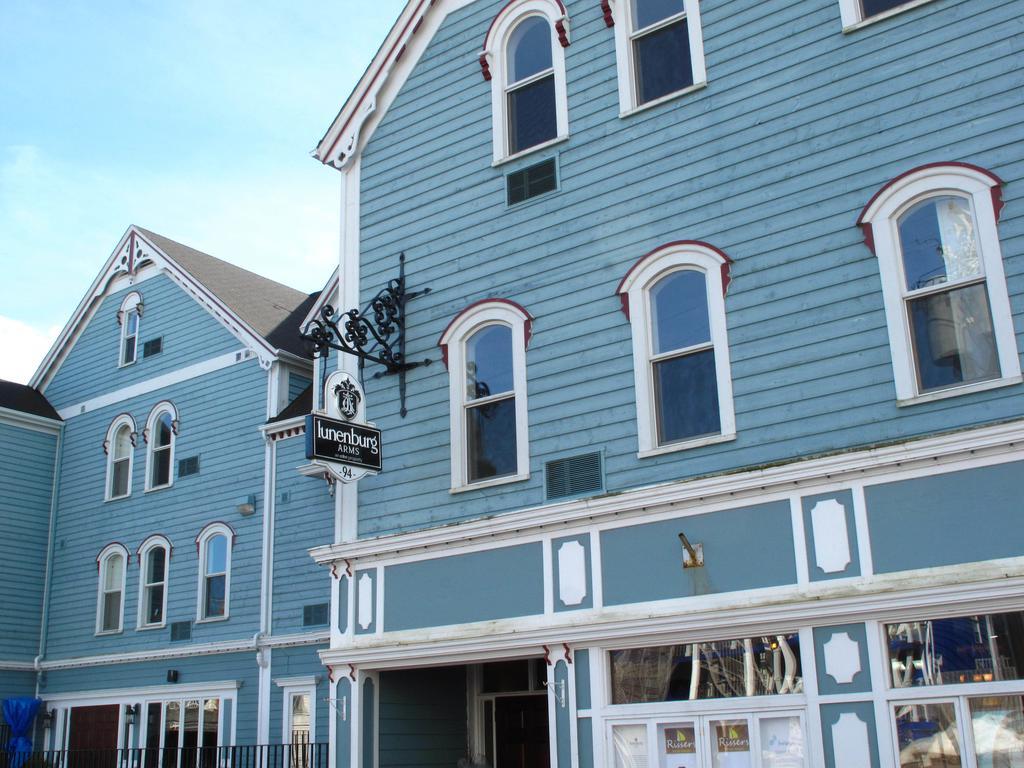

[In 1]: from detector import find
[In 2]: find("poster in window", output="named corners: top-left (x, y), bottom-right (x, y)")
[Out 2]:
top-left (613, 724), bottom-right (649, 768)
top-left (660, 723), bottom-right (698, 768)
top-left (710, 720), bottom-right (751, 768)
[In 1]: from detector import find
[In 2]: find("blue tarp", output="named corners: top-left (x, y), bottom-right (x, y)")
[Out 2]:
top-left (2, 697), bottom-right (41, 768)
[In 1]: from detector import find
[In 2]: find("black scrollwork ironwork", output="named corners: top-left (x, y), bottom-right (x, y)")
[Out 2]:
top-left (301, 253), bottom-right (430, 417)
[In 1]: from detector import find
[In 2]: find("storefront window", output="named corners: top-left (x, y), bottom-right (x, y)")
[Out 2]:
top-left (887, 611), bottom-right (1024, 688)
top-left (969, 696), bottom-right (1024, 766)
top-left (893, 702), bottom-right (962, 768)
top-left (613, 723), bottom-right (649, 768)
top-left (610, 634), bottom-right (802, 704)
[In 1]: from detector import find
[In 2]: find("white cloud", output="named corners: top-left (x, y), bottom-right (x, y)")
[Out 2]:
top-left (0, 316), bottom-right (61, 385)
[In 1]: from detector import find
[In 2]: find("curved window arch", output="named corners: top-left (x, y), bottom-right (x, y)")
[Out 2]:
top-left (118, 292), bottom-right (143, 367)
top-left (617, 242), bottom-right (736, 456)
top-left (196, 522), bottom-right (234, 621)
top-left (482, 0), bottom-right (570, 162)
top-left (137, 535), bottom-right (171, 629)
top-left (145, 401), bottom-right (177, 491)
top-left (439, 300), bottom-right (532, 490)
top-left (858, 163), bottom-right (1019, 403)
top-left (96, 543), bottom-right (129, 634)
top-left (104, 414), bottom-right (136, 501)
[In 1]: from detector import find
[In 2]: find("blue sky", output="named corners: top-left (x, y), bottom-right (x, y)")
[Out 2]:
top-left (0, 0), bottom-right (406, 383)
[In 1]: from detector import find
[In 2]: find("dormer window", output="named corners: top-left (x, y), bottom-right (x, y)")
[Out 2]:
top-left (118, 292), bottom-right (143, 367)
top-left (483, 0), bottom-right (570, 163)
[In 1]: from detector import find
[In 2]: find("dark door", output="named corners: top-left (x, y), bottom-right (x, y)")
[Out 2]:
top-left (68, 705), bottom-right (120, 768)
top-left (494, 695), bottom-right (550, 768)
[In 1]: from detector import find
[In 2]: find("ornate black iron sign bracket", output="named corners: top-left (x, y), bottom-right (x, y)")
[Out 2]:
top-left (301, 253), bottom-right (431, 417)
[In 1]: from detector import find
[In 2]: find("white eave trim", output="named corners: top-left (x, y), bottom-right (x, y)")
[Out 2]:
top-left (312, 419), bottom-right (1024, 565)
top-left (44, 680), bottom-right (241, 704)
top-left (0, 406), bottom-right (62, 433)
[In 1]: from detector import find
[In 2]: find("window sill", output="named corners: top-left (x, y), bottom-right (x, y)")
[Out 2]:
top-left (145, 483), bottom-right (173, 494)
top-left (896, 375), bottom-right (1023, 407)
top-left (492, 135), bottom-right (569, 168)
top-left (841, 0), bottom-right (939, 33)
top-left (117, 360), bottom-right (137, 369)
top-left (95, 629), bottom-right (123, 637)
top-left (450, 472), bottom-right (530, 494)
top-left (104, 493), bottom-right (131, 502)
top-left (136, 623), bottom-right (166, 632)
top-left (637, 432), bottom-right (736, 459)
top-left (195, 615), bottom-right (229, 624)
top-left (619, 81), bottom-right (707, 119)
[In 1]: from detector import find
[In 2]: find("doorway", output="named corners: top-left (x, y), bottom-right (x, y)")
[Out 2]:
top-left (494, 695), bottom-right (550, 768)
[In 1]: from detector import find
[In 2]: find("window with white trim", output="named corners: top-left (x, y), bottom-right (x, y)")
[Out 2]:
top-left (617, 242), bottom-right (736, 456)
top-left (483, 0), bottom-right (570, 162)
top-left (858, 164), bottom-right (1020, 403)
top-left (105, 415), bottom-right (136, 500)
top-left (96, 544), bottom-right (128, 634)
top-left (118, 292), bottom-right (142, 367)
top-left (838, 0), bottom-right (938, 29)
top-left (196, 523), bottom-right (232, 621)
top-left (440, 301), bottom-right (531, 490)
top-left (137, 535), bottom-right (170, 629)
top-left (611, 0), bottom-right (706, 113)
top-left (145, 402), bottom-right (177, 490)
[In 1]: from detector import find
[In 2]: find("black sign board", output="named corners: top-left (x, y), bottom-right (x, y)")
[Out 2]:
top-left (305, 414), bottom-right (382, 473)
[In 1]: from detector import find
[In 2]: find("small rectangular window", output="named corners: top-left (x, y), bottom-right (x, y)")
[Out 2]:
top-left (143, 337), bottom-right (163, 357)
top-left (178, 456), bottom-right (200, 477)
top-left (170, 621), bottom-right (192, 642)
top-left (303, 603), bottom-right (329, 627)
top-left (507, 158), bottom-right (557, 205)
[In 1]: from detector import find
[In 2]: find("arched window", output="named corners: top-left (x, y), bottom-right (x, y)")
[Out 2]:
top-left (439, 300), bottom-right (532, 490)
top-left (196, 523), bottom-right (234, 621)
top-left (145, 402), bottom-right (177, 491)
top-left (610, 0), bottom-right (706, 113)
top-left (104, 414), bottom-right (136, 500)
top-left (137, 535), bottom-right (171, 629)
top-left (483, 0), bottom-right (570, 162)
top-left (96, 543), bottom-right (128, 634)
top-left (858, 163), bottom-right (1019, 403)
top-left (118, 292), bottom-right (143, 367)
top-left (617, 242), bottom-right (736, 456)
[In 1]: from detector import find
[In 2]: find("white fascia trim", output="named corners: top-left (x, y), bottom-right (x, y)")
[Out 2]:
top-left (57, 349), bottom-right (253, 420)
top-left (301, 270), bottom-right (339, 329)
top-left (44, 680), bottom-right (241, 705)
top-left (312, 417), bottom-right (1024, 567)
top-left (320, 567), bottom-right (1024, 670)
top-left (0, 660), bottom-right (37, 671)
top-left (274, 675), bottom-right (323, 688)
top-left (0, 406), bottom-right (62, 434)
top-left (260, 415), bottom-right (307, 438)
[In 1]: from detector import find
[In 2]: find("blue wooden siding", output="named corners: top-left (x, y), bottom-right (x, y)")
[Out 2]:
top-left (0, 422), bottom-right (57, 662)
top-left (287, 373), bottom-right (311, 406)
top-left (352, 0), bottom-right (1024, 536)
top-left (272, 436), bottom-right (334, 633)
top-left (44, 274), bottom-right (243, 410)
top-left (43, 359), bottom-right (268, 660)
top-left (267, 644), bottom-right (330, 745)
top-left (0, 670), bottom-right (38, 704)
top-left (377, 666), bottom-right (467, 768)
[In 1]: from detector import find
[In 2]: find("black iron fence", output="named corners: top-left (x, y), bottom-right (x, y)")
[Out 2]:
top-left (0, 743), bottom-right (327, 768)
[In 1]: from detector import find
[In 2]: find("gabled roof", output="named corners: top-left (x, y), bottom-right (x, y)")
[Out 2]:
top-left (0, 379), bottom-right (60, 421)
top-left (31, 226), bottom-right (317, 391)
top-left (267, 383), bottom-right (313, 424)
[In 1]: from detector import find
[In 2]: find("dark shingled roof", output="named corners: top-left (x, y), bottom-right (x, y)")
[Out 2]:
top-left (268, 384), bottom-right (313, 424)
top-left (137, 228), bottom-right (314, 357)
top-left (0, 379), bottom-right (61, 420)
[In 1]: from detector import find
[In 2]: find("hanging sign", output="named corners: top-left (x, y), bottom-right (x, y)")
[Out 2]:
top-left (305, 372), bottom-right (381, 483)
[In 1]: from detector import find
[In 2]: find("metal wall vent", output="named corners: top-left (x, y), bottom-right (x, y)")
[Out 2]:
top-left (507, 158), bottom-right (557, 205)
top-left (143, 337), bottom-right (163, 357)
top-left (545, 452), bottom-right (603, 501)
top-left (178, 456), bottom-right (200, 477)
top-left (303, 603), bottom-right (329, 627)
top-left (170, 621), bottom-right (192, 642)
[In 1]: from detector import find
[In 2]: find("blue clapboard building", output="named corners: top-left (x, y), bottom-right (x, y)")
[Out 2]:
top-left (2, 0), bottom-right (1023, 767)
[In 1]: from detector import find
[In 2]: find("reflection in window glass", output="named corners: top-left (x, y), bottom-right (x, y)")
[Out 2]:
top-left (969, 696), bottom-right (1024, 767)
top-left (709, 719), bottom-right (752, 768)
top-left (898, 197), bottom-right (979, 292)
top-left (861, 0), bottom-right (912, 19)
top-left (612, 723), bottom-right (648, 768)
top-left (466, 325), bottom-right (514, 399)
top-left (507, 16), bottom-right (552, 82)
top-left (759, 716), bottom-right (804, 767)
top-left (144, 547), bottom-right (166, 625)
top-left (164, 701), bottom-right (181, 753)
top-left (651, 270), bottom-right (710, 354)
top-left (465, 324), bottom-right (517, 483)
top-left (101, 554), bottom-right (124, 632)
top-left (204, 534), bottom-right (228, 618)
top-left (151, 412), bottom-right (174, 487)
top-left (632, 0), bottom-right (684, 30)
top-left (111, 425), bottom-right (132, 498)
top-left (894, 702), bottom-right (962, 768)
top-left (633, 18), bottom-right (692, 105)
top-left (505, 16), bottom-right (556, 154)
top-left (887, 612), bottom-right (1024, 688)
top-left (610, 634), bottom-right (802, 704)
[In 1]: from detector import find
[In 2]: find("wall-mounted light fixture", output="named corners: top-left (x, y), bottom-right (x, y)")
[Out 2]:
top-left (40, 709), bottom-right (56, 729)
top-left (678, 532), bottom-right (704, 569)
top-left (124, 704), bottom-right (139, 726)
top-left (166, 670), bottom-right (179, 683)
top-left (237, 494), bottom-right (256, 516)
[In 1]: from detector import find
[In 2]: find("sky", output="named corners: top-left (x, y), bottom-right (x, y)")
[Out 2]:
top-left (0, 0), bottom-right (407, 384)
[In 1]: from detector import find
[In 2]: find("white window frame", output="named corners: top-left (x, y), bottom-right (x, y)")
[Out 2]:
top-left (483, 0), bottom-right (570, 164)
top-left (838, 0), bottom-right (940, 32)
top-left (618, 242), bottom-right (736, 457)
top-left (610, 0), bottom-right (707, 116)
top-left (96, 543), bottom-right (129, 635)
top-left (104, 414), bottom-right (136, 501)
top-left (858, 164), bottom-right (1020, 405)
top-left (196, 522), bottom-right (234, 622)
top-left (118, 292), bottom-right (143, 367)
top-left (276, 679), bottom-right (318, 746)
top-left (136, 534), bottom-right (171, 630)
top-left (145, 401), bottom-right (177, 491)
top-left (440, 300), bottom-right (532, 492)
